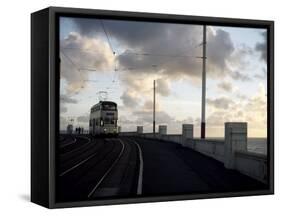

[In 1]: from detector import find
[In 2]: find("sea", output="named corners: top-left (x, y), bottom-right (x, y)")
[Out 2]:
top-left (207, 137), bottom-right (267, 155)
top-left (247, 138), bottom-right (267, 155)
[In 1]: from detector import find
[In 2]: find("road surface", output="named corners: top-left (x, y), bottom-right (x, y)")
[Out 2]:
top-left (57, 135), bottom-right (267, 202)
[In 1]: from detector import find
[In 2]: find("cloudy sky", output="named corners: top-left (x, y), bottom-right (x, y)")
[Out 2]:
top-left (59, 17), bottom-right (267, 138)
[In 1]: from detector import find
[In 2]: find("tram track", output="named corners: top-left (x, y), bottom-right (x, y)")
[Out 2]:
top-left (60, 136), bottom-right (93, 161)
top-left (59, 135), bottom-right (77, 148)
top-left (87, 138), bottom-right (125, 198)
top-left (57, 136), bottom-right (143, 201)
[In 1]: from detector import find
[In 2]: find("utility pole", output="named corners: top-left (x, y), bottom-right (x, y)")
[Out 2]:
top-left (201, 25), bottom-right (207, 139)
top-left (153, 80), bottom-right (156, 136)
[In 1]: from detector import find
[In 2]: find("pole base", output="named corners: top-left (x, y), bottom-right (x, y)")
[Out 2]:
top-left (201, 122), bottom-right (205, 139)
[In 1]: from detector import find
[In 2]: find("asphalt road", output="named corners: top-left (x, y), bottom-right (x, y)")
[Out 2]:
top-left (57, 135), bottom-right (140, 202)
top-left (57, 135), bottom-right (267, 202)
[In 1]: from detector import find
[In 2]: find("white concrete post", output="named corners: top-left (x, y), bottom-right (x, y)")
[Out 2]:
top-left (159, 125), bottom-right (167, 135)
top-left (224, 122), bottom-right (247, 169)
top-left (182, 124), bottom-right (194, 147)
top-left (137, 126), bottom-right (143, 134)
top-left (182, 124), bottom-right (194, 139)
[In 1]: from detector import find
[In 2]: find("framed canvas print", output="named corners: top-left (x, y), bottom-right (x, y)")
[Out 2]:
top-left (31, 7), bottom-right (274, 208)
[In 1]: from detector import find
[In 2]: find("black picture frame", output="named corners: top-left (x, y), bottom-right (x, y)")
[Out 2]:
top-left (31, 6), bottom-right (274, 208)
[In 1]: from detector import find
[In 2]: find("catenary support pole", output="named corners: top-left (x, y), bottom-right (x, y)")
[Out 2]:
top-left (153, 80), bottom-right (156, 136)
top-left (201, 25), bottom-right (207, 139)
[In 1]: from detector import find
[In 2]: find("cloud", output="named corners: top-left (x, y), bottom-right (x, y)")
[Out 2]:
top-left (207, 97), bottom-right (234, 109)
top-left (141, 100), bottom-right (160, 112)
top-left (236, 92), bottom-right (248, 100)
top-left (72, 18), bottom-right (238, 81)
top-left (60, 105), bottom-right (67, 113)
top-left (60, 94), bottom-right (78, 104)
top-left (207, 29), bottom-right (234, 76)
top-left (127, 109), bottom-right (197, 134)
top-left (67, 19), bottom-right (257, 123)
top-left (254, 68), bottom-right (267, 80)
top-left (108, 24), bottom-right (238, 104)
top-left (131, 99), bottom-right (194, 131)
top-left (60, 116), bottom-right (68, 130)
top-left (71, 17), bottom-right (103, 37)
top-left (134, 110), bottom-right (174, 125)
top-left (120, 91), bottom-right (140, 108)
top-left (60, 95), bottom-right (78, 114)
top-left (77, 114), bottom-right (89, 123)
top-left (156, 78), bottom-right (171, 96)
top-left (113, 23), bottom-right (203, 83)
top-left (119, 72), bottom-right (155, 98)
top-left (64, 18), bottom-right (262, 93)
top-left (255, 31), bottom-right (267, 62)
top-left (60, 18), bottom-right (267, 136)
top-left (245, 83), bottom-right (266, 113)
top-left (230, 70), bottom-right (251, 81)
top-left (217, 81), bottom-right (233, 92)
top-left (206, 83), bottom-right (267, 136)
top-left (60, 32), bottom-right (115, 94)
top-left (118, 115), bottom-right (136, 125)
top-left (104, 20), bottom-right (201, 53)
top-left (207, 111), bottom-right (231, 126)
top-left (228, 44), bottom-right (253, 68)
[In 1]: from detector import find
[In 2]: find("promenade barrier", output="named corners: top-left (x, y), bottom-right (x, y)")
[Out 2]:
top-left (119, 122), bottom-right (267, 184)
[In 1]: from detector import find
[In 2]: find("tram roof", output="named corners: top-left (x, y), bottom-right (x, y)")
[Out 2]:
top-left (91, 101), bottom-right (117, 109)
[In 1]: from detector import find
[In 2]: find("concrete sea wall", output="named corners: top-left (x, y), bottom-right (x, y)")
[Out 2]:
top-left (120, 123), bottom-right (267, 184)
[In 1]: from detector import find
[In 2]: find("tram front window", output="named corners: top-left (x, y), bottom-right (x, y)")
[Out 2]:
top-left (104, 117), bottom-right (115, 125)
top-left (102, 104), bottom-right (116, 111)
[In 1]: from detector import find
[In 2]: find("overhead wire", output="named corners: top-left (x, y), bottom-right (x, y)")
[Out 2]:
top-left (61, 50), bottom-right (92, 95)
top-left (100, 19), bottom-right (115, 55)
top-left (118, 51), bottom-right (200, 59)
top-left (62, 22), bottom-right (206, 101)
top-left (60, 49), bottom-right (80, 71)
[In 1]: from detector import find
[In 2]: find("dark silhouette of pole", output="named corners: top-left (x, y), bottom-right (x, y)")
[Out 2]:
top-left (201, 25), bottom-right (207, 139)
top-left (153, 80), bottom-right (156, 136)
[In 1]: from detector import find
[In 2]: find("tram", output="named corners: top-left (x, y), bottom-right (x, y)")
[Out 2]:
top-left (89, 101), bottom-right (118, 136)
